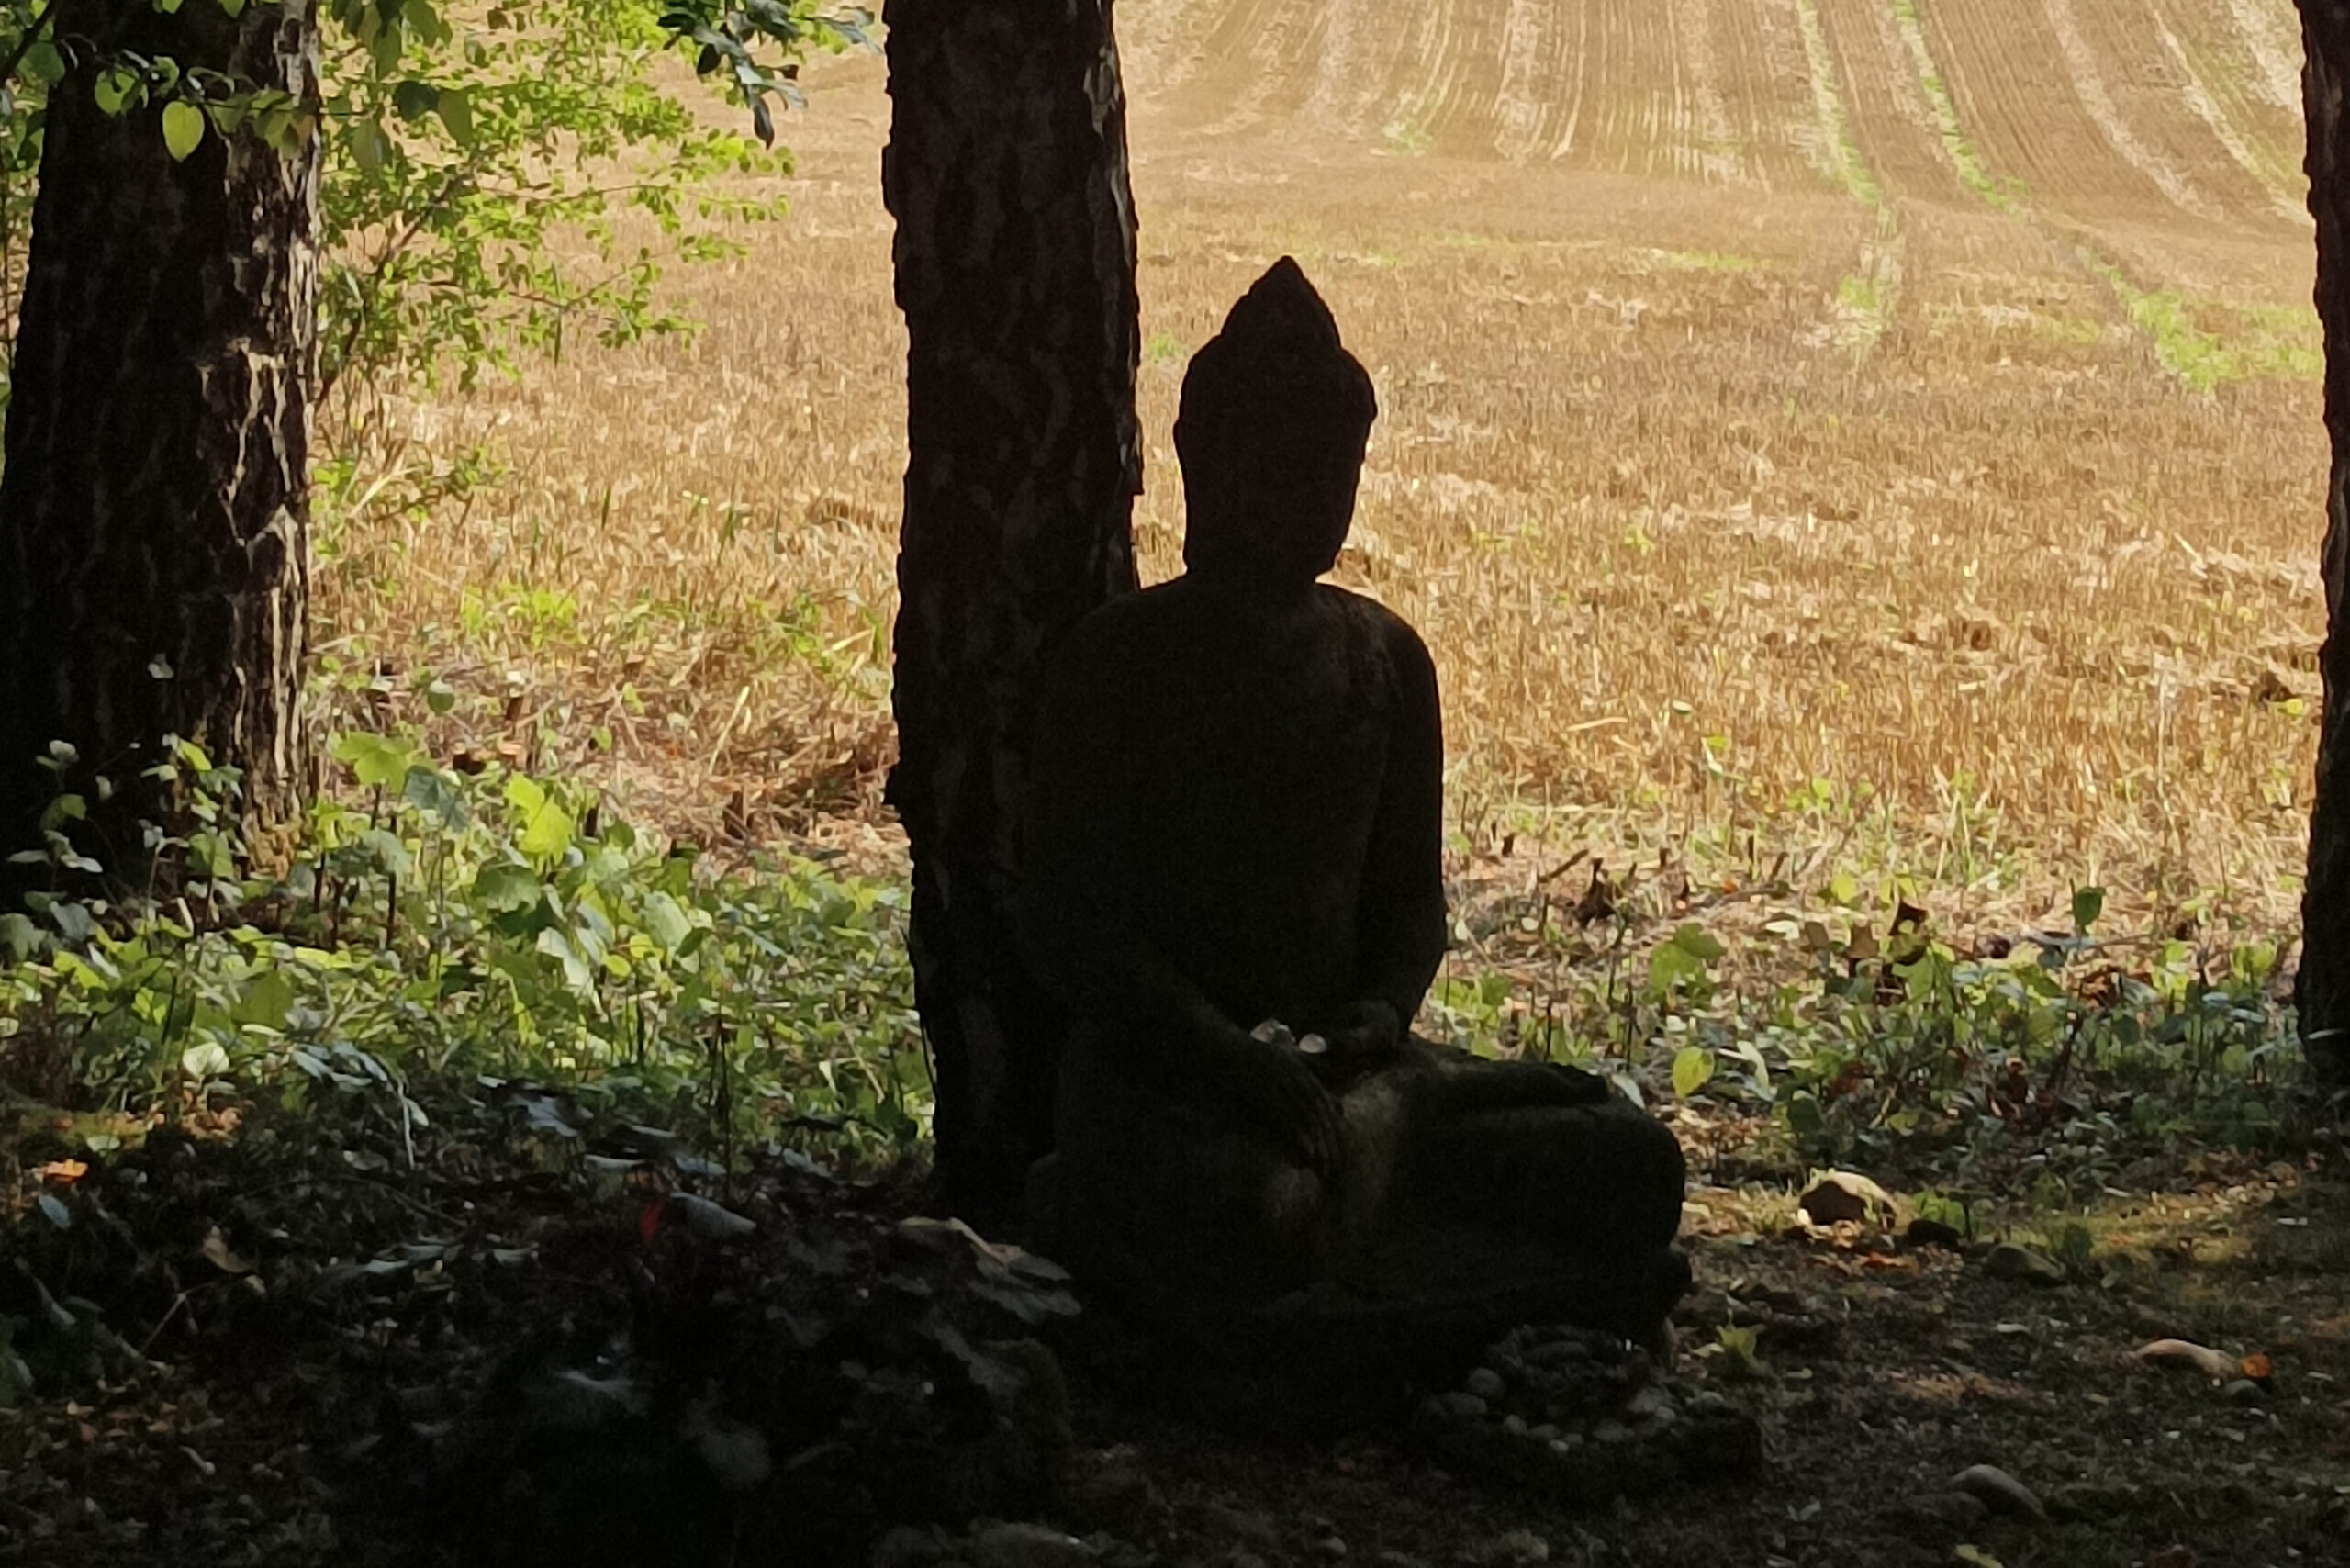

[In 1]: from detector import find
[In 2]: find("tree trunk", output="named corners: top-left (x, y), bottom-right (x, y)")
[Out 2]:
top-left (0, 0), bottom-right (320, 900)
top-left (2302, 2), bottom-right (2350, 1087)
top-left (883, 0), bottom-right (1142, 1220)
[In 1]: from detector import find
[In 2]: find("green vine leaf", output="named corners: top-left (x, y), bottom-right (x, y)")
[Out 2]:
top-left (161, 99), bottom-right (206, 160)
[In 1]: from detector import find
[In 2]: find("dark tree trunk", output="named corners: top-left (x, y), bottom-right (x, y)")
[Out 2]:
top-left (883, 0), bottom-right (1142, 1220)
top-left (0, 0), bottom-right (320, 899)
top-left (2303, 2), bottom-right (2350, 1086)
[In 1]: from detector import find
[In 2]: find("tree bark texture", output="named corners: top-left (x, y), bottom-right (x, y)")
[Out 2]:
top-left (883, 0), bottom-right (1142, 1219)
top-left (0, 0), bottom-right (320, 896)
top-left (2301, 1), bottom-right (2350, 1085)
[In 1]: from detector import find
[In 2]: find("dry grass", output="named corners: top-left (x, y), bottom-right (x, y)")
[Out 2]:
top-left (318, 6), bottom-right (2329, 938)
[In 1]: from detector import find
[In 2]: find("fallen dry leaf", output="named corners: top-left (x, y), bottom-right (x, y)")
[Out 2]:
top-left (2128, 1338), bottom-right (2236, 1378)
top-left (198, 1226), bottom-right (252, 1276)
top-left (38, 1159), bottom-right (89, 1185)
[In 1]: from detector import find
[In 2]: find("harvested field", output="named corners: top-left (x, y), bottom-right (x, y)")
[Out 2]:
top-left (330, 0), bottom-right (2328, 937)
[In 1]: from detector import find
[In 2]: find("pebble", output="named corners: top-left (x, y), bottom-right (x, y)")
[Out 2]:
top-left (1984, 1243), bottom-right (2067, 1286)
top-left (1591, 1419), bottom-right (1634, 1446)
top-left (1469, 1530), bottom-right (1549, 1567)
top-left (1623, 1386), bottom-right (1678, 1425)
top-left (1202, 1505), bottom-right (1280, 1548)
top-left (1315, 1539), bottom-right (1348, 1561)
top-left (1686, 1392), bottom-right (1730, 1417)
top-left (1501, 1415), bottom-right (1528, 1436)
top-left (970, 1522), bottom-right (1097, 1568)
top-left (1526, 1339), bottom-right (1589, 1366)
top-left (1891, 1491), bottom-right (1986, 1532)
top-left (873, 1526), bottom-right (949, 1568)
top-left (1465, 1368), bottom-right (1506, 1400)
top-left (1439, 1393), bottom-right (1489, 1420)
top-left (2223, 1378), bottom-right (2266, 1406)
top-left (1951, 1463), bottom-right (2048, 1521)
top-left (1528, 1424), bottom-right (1560, 1441)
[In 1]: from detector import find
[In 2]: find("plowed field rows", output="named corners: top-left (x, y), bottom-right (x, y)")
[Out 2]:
top-left (368, 1), bottom-right (2333, 932)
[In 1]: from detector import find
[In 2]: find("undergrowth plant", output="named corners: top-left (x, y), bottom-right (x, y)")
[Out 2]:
top-left (0, 728), bottom-right (926, 1164)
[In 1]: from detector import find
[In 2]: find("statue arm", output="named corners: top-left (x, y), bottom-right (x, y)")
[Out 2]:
top-left (1351, 622), bottom-right (1449, 1036)
top-left (1016, 647), bottom-right (1244, 1056)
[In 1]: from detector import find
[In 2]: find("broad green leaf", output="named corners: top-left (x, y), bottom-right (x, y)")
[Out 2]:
top-left (23, 41), bottom-right (64, 84)
top-left (234, 969), bottom-right (296, 1032)
top-left (472, 861), bottom-right (541, 913)
top-left (1671, 923), bottom-right (1726, 963)
top-left (638, 891), bottom-right (693, 952)
top-left (2071, 886), bottom-right (2104, 933)
top-left (1672, 1047), bottom-right (1715, 1099)
top-left (331, 731), bottom-right (418, 789)
top-left (517, 798), bottom-right (574, 862)
top-left (436, 87), bottom-right (474, 147)
top-left (162, 101), bottom-right (207, 162)
top-left (182, 1042), bottom-right (231, 1080)
top-left (392, 79), bottom-right (439, 122)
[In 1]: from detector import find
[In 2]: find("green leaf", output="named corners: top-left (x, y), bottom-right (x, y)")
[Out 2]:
top-left (162, 100), bottom-right (207, 162)
top-left (234, 969), bottom-right (296, 1032)
top-left (23, 40), bottom-right (64, 84)
top-left (639, 891), bottom-right (693, 953)
top-left (392, 78), bottom-right (439, 122)
top-left (331, 732), bottom-right (419, 790)
top-left (1672, 1046), bottom-right (1715, 1099)
top-left (2071, 886), bottom-right (2104, 933)
top-left (1671, 923), bottom-right (1726, 963)
top-left (472, 861), bottom-right (541, 913)
top-left (515, 795), bottom-right (574, 863)
top-left (181, 1041), bottom-right (231, 1080)
top-left (435, 86), bottom-right (474, 147)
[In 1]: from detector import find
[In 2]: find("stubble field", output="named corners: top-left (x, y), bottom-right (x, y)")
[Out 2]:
top-left (325, 0), bottom-right (2330, 939)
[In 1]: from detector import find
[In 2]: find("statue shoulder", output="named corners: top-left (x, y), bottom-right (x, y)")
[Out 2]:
top-left (1318, 586), bottom-right (1436, 678)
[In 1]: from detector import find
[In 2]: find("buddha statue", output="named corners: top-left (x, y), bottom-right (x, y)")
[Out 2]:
top-left (1015, 259), bottom-right (1688, 1366)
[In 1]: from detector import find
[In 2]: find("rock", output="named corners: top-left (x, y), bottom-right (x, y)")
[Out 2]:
top-left (1528, 1423), bottom-right (1560, 1440)
top-left (874, 1526), bottom-right (951, 1568)
top-left (1439, 1393), bottom-right (1489, 1420)
top-left (1068, 1464), bottom-right (1158, 1532)
top-left (1315, 1540), bottom-right (1348, 1561)
top-left (1501, 1415), bottom-right (1528, 1436)
top-left (1889, 1492), bottom-right (1986, 1532)
top-left (971, 1522), bottom-right (1096, 1568)
top-left (1951, 1463), bottom-right (2047, 1521)
top-left (1983, 1244), bottom-right (2066, 1286)
top-left (1466, 1366), bottom-right (1506, 1399)
top-left (1465, 1530), bottom-right (1549, 1567)
top-left (1623, 1386), bottom-right (1677, 1425)
top-left (1797, 1170), bottom-right (1897, 1227)
top-left (1685, 1392), bottom-right (1730, 1417)
top-left (2223, 1378), bottom-right (2266, 1406)
top-left (1591, 1419), bottom-right (1634, 1445)
top-left (1200, 1505), bottom-right (1280, 1549)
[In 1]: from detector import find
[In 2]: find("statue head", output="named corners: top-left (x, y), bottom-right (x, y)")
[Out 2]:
top-left (1175, 258), bottom-right (1379, 587)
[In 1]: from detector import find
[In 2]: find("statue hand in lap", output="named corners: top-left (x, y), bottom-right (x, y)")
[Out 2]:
top-left (1017, 258), bottom-right (1684, 1316)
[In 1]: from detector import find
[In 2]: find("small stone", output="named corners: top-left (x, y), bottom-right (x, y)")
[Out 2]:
top-left (1686, 1392), bottom-right (1730, 1417)
top-left (1465, 1367), bottom-right (1506, 1399)
top-left (1466, 1530), bottom-right (1549, 1567)
top-left (1501, 1415), bottom-right (1528, 1436)
top-left (2223, 1378), bottom-right (2266, 1406)
top-left (1315, 1540), bottom-right (1348, 1561)
top-left (1528, 1424), bottom-right (1560, 1440)
top-left (1951, 1463), bottom-right (2047, 1520)
top-left (1202, 1506), bottom-right (1281, 1548)
top-left (1623, 1386), bottom-right (1678, 1424)
top-left (873, 1526), bottom-right (950, 1568)
top-left (1984, 1243), bottom-right (2067, 1286)
top-left (1526, 1339), bottom-right (1589, 1366)
top-left (1375, 1554), bottom-right (1430, 1568)
top-left (970, 1522), bottom-right (1097, 1568)
top-left (1439, 1393), bottom-right (1489, 1420)
top-left (1591, 1419), bottom-right (1634, 1445)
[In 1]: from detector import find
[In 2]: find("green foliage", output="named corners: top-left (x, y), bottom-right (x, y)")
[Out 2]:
top-left (0, 729), bottom-right (927, 1162)
top-left (0, 0), bottom-right (871, 435)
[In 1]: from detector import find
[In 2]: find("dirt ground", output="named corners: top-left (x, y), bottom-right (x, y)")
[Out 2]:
top-left (5, 1102), bottom-right (2347, 1568)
